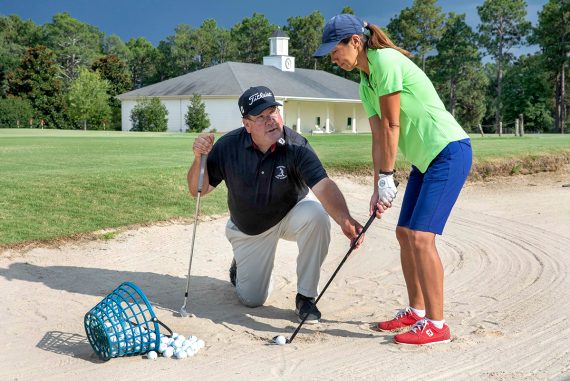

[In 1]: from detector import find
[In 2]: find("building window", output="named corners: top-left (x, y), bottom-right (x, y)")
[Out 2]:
top-left (347, 117), bottom-right (352, 129)
top-left (316, 116), bottom-right (321, 126)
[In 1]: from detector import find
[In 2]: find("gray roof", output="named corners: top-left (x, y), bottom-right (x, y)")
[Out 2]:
top-left (271, 29), bottom-right (288, 38)
top-left (118, 62), bottom-right (360, 101)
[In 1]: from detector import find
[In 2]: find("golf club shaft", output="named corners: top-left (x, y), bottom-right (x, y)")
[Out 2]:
top-left (289, 208), bottom-right (378, 343)
top-left (182, 154), bottom-right (207, 304)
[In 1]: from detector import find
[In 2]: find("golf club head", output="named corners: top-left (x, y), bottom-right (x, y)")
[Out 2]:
top-left (178, 303), bottom-right (195, 318)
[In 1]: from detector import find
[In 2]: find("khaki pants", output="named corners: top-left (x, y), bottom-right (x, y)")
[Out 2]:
top-left (225, 195), bottom-right (331, 307)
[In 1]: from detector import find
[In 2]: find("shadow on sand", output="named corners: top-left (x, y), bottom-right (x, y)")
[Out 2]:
top-left (1, 262), bottom-right (375, 360)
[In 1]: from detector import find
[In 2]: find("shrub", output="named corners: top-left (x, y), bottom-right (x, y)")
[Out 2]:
top-left (0, 97), bottom-right (35, 128)
top-left (130, 97), bottom-right (168, 132)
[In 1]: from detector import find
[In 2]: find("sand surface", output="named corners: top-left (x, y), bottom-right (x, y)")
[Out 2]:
top-left (1, 171), bottom-right (570, 381)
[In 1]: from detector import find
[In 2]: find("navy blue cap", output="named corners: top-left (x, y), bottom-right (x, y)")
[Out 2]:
top-left (313, 14), bottom-right (366, 57)
top-left (238, 86), bottom-right (282, 117)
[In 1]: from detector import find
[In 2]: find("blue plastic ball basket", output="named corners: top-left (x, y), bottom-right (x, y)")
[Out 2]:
top-left (84, 282), bottom-right (172, 361)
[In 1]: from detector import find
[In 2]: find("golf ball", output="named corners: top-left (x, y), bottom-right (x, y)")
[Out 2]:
top-left (146, 351), bottom-right (158, 360)
top-left (173, 338), bottom-right (184, 348)
top-left (175, 349), bottom-right (187, 359)
top-left (274, 335), bottom-right (286, 345)
top-left (163, 347), bottom-right (174, 358)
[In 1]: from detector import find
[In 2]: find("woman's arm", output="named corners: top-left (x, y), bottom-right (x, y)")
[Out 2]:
top-left (376, 91), bottom-right (401, 173)
top-left (368, 91), bottom-right (401, 214)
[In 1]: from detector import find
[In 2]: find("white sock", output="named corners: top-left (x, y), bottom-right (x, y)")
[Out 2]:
top-left (410, 307), bottom-right (426, 318)
top-left (428, 319), bottom-right (444, 329)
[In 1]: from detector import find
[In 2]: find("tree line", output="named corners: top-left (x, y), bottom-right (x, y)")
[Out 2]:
top-left (0, 0), bottom-right (567, 133)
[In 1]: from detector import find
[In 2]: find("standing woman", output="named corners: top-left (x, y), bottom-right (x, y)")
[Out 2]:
top-left (314, 14), bottom-right (472, 345)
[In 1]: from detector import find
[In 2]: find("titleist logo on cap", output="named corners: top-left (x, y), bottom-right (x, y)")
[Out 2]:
top-left (248, 92), bottom-right (273, 105)
top-left (238, 86), bottom-right (282, 117)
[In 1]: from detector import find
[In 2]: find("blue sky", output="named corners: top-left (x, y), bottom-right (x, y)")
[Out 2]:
top-left (1, 0), bottom-right (547, 48)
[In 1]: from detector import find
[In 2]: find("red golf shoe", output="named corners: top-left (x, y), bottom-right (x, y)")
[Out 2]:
top-left (377, 307), bottom-right (423, 331)
top-left (394, 319), bottom-right (451, 345)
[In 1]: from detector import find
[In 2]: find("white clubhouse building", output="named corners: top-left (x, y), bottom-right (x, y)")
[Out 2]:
top-left (118, 30), bottom-right (367, 134)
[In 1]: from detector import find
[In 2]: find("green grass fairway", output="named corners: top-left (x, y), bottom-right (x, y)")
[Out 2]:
top-left (1, 129), bottom-right (569, 245)
top-left (306, 133), bottom-right (570, 167)
top-left (0, 129), bottom-right (227, 245)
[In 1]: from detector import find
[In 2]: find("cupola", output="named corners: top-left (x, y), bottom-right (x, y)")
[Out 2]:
top-left (263, 29), bottom-right (295, 72)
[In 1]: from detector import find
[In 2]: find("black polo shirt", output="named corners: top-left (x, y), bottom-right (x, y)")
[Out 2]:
top-left (207, 126), bottom-right (328, 235)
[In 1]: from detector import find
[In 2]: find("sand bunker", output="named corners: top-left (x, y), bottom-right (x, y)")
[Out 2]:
top-left (1, 171), bottom-right (569, 380)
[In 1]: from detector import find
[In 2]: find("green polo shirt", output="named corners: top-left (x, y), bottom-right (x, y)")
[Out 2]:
top-left (359, 48), bottom-right (468, 173)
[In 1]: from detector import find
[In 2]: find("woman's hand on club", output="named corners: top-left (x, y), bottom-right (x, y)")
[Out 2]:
top-left (370, 192), bottom-right (390, 219)
top-left (377, 173), bottom-right (398, 204)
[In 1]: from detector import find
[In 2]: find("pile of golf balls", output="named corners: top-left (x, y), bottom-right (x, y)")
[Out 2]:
top-left (150, 332), bottom-right (205, 360)
top-left (101, 319), bottom-right (204, 360)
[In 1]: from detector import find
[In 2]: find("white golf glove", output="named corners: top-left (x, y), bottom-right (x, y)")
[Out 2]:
top-left (377, 173), bottom-right (398, 205)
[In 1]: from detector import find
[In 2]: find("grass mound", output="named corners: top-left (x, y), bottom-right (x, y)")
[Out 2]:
top-left (470, 152), bottom-right (570, 180)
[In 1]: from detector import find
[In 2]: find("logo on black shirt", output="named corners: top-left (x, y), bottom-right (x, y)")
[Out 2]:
top-left (275, 166), bottom-right (287, 180)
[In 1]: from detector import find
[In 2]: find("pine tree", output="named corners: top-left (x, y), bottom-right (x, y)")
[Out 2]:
top-left (7, 46), bottom-right (67, 128)
top-left (185, 94), bottom-right (210, 133)
top-left (477, 0), bottom-right (531, 133)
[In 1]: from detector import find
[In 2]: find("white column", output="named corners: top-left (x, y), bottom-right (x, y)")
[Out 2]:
top-left (122, 101), bottom-right (135, 131)
top-left (279, 104), bottom-right (285, 123)
top-left (325, 105), bottom-right (330, 133)
top-left (352, 105), bottom-right (357, 133)
top-left (296, 104), bottom-right (301, 133)
top-left (180, 99), bottom-right (184, 132)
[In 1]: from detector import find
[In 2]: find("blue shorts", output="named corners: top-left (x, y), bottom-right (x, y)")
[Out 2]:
top-left (397, 138), bottom-right (472, 235)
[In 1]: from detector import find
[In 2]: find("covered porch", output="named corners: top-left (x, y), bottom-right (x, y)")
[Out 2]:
top-left (279, 98), bottom-right (368, 134)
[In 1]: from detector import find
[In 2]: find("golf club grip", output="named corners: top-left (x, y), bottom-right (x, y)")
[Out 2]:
top-left (356, 207), bottom-right (378, 244)
top-left (289, 208), bottom-right (379, 343)
top-left (197, 154), bottom-right (207, 193)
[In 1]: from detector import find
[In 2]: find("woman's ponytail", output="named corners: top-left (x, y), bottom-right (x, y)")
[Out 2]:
top-left (364, 23), bottom-right (412, 58)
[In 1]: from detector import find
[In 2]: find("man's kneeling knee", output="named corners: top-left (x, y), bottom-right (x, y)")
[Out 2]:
top-left (236, 289), bottom-right (269, 308)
